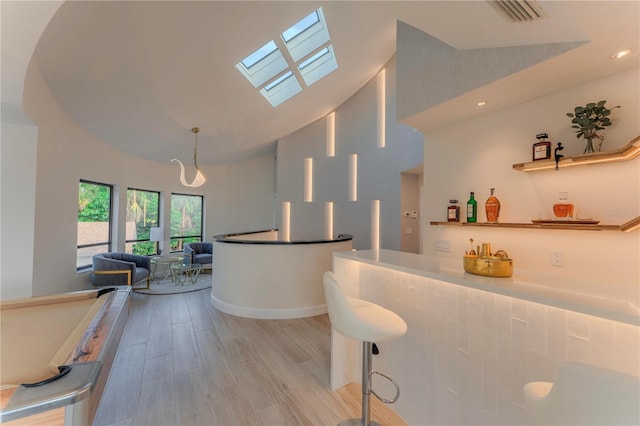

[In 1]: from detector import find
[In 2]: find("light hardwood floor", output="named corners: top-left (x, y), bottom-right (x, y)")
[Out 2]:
top-left (93, 288), bottom-right (407, 426)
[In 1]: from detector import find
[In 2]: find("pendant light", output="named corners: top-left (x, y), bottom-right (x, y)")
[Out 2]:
top-left (172, 127), bottom-right (206, 188)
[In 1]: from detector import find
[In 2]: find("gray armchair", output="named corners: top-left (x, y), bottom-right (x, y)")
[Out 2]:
top-left (92, 252), bottom-right (151, 289)
top-left (183, 242), bottom-right (213, 267)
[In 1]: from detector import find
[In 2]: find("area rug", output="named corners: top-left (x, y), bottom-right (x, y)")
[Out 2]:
top-left (134, 271), bottom-right (212, 295)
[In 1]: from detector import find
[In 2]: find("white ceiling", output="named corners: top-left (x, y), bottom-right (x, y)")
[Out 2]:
top-left (28, 1), bottom-right (640, 165)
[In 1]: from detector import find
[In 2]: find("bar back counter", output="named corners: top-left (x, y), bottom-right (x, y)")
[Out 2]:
top-left (212, 230), bottom-right (352, 319)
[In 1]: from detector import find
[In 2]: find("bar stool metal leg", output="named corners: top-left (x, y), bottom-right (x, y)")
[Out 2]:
top-left (339, 342), bottom-right (380, 426)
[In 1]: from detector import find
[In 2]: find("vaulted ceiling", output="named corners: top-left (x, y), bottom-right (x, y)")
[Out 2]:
top-left (22, 1), bottom-right (640, 165)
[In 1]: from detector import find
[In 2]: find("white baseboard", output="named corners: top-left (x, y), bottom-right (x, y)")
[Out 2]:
top-left (210, 292), bottom-right (327, 319)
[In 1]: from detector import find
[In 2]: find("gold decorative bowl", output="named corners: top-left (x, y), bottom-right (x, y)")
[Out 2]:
top-left (463, 253), bottom-right (513, 278)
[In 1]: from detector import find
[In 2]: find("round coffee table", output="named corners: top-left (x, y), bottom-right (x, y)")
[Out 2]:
top-left (150, 255), bottom-right (184, 283)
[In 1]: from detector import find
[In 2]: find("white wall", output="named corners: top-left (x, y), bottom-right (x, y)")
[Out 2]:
top-left (1, 61), bottom-right (274, 299)
top-left (0, 120), bottom-right (38, 300)
top-left (0, 0), bottom-right (63, 300)
top-left (420, 67), bottom-right (640, 305)
top-left (276, 57), bottom-right (424, 249)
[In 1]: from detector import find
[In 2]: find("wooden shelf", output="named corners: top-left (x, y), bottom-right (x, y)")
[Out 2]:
top-left (429, 221), bottom-right (627, 232)
top-left (513, 135), bottom-right (640, 172)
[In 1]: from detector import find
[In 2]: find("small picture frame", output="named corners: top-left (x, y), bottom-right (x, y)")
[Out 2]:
top-left (532, 141), bottom-right (551, 161)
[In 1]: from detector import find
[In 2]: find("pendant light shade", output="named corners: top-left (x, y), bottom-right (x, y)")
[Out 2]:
top-left (172, 127), bottom-right (206, 188)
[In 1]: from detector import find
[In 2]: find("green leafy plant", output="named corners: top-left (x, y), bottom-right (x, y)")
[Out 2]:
top-left (566, 100), bottom-right (620, 153)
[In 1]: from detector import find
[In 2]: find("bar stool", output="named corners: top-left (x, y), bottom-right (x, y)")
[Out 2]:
top-left (523, 362), bottom-right (640, 425)
top-left (323, 271), bottom-right (407, 426)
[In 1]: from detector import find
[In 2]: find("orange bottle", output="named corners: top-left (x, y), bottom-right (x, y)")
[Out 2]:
top-left (485, 188), bottom-right (500, 223)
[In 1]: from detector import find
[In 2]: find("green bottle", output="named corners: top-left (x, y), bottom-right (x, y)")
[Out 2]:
top-left (466, 192), bottom-right (477, 223)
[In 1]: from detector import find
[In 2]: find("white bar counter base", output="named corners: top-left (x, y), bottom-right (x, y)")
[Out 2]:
top-left (330, 249), bottom-right (640, 426)
top-left (211, 230), bottom-right (352, 319)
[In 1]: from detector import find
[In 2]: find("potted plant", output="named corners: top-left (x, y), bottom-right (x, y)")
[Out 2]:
top-left (566, 100), bottom-right (620, 153)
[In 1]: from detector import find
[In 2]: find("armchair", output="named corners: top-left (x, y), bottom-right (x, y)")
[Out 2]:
top-left (92, 252), bottom-right (151, 289)
top-left (183, 242), bottom-right (213, 268)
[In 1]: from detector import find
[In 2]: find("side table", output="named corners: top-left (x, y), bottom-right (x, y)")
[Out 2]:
top-left (170, 263), bottom-right (202, 285)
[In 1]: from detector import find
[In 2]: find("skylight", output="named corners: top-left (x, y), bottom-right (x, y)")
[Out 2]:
top-left (282, 10), bottom-right (320, 43)
top-left (298, 47), bottom-right (329, 70)
top-left (235, 41), bottom-right (288, 88)
top-left (241, 40), bottom-right (278, 69)
top-left (260, 71), bottom-right (302, 107)
top-left (298, 45), bottom-right (337, 87)
top-left (235, 7), bottom-right (337, 107)
top-left (281, 8), bottom-right (330, 63)
top-left (264, 70), bottom-right (293, 91)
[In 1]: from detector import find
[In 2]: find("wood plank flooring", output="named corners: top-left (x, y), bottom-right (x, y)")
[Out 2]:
top-left (93, 289), bottom-right (407, 426)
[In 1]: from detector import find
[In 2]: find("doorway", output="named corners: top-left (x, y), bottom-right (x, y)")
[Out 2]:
top-left (400, 165), bottom-right (423, 253)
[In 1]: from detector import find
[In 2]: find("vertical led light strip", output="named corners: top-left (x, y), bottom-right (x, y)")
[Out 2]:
top-left (326, 112), bottom-right (335, 157)
top-left (371, 199), bottom-right (380, 250)
top-left (304, 157), bottom-right (313, 202)
top-left (377, 69), bottom-right (386, 148)
top-left (348, 154), bottom-right (358, 201)
top-left (324, 202), bottom-right (334, 240)
top-left (281, 201), bottom-right (291, 242)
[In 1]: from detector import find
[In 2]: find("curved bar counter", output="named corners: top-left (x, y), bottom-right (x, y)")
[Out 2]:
top-left (211, 230), bottom-right (353, 319)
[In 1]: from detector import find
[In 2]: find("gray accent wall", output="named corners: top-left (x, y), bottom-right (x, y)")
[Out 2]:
top-left (276, 56), bottom-right (424, 250)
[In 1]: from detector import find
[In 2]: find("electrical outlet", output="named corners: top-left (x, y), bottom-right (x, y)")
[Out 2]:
top-left (435, 239), bottom-right (450, 252)
top-left (550, 250), bottom-right (563, 266)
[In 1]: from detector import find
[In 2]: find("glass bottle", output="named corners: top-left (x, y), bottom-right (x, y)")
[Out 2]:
top-left (466, 192), bottom-right (477, 223)
top-left (553, 193), bottom-right (574, 220)
top-left (447, 200), bottom-right (460, 222)
top-left (485, 188), bottom-right (501, 223)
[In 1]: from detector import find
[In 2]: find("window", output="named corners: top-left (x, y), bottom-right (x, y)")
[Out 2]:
top-left (170, 193), bottom-right (203, 252)
top-left (77, 180), bottom-right (112, 269)
top-left (125, 188), bottom-right (160, 255)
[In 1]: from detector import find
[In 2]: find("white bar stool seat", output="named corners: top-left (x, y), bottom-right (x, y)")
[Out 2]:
top-left (323, 271), bottom-right (407, 426)
top-left (523, 362), bottom-right (640, 425)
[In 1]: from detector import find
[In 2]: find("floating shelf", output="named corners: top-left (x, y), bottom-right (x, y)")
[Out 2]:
top-left (513, 135), bottom-right (640, 172)
top-left (429, 221), bottom-right (633, 232)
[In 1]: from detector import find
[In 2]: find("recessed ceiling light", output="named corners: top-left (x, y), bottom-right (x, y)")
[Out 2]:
top-left (477, 101), bottom-right (486, 107)
top-left (612, 49), bottom-right (631, 59)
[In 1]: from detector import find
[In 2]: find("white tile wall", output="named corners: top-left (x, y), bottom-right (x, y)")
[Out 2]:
top-left (334, 259), bottom-right (640, 425)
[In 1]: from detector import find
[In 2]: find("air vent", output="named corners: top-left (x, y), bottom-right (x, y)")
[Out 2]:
top-left (491, 0), bottom-right (548, 22)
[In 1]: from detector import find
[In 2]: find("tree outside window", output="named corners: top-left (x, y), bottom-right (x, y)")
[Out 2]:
top-left (77, 180), bottom-right (112, 269)
top-left (170, 193), bottom-right (203, 251)
top-left (125, 188), bottom-right (160, 255)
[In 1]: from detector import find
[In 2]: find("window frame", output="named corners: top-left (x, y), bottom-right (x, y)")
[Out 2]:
top-left (77, 179), bottom-right (113, 270)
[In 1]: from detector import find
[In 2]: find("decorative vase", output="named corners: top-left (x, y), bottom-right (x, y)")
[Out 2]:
top-left (582, 132), bottom-right (604, 154)
top-left (583, 137), bottom-right (595, 154)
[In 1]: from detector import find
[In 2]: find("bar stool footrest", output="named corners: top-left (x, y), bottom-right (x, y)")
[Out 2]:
top-left (370, 370), bottom-right (400, 404)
